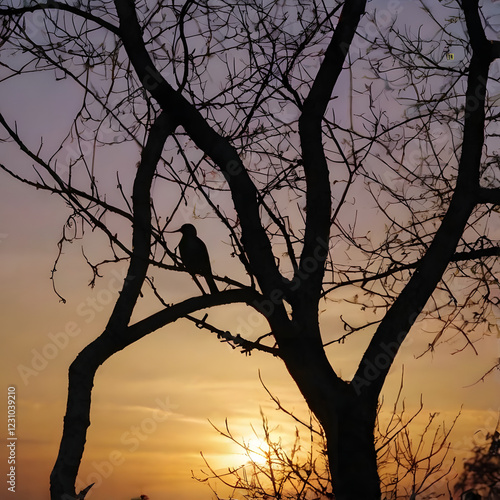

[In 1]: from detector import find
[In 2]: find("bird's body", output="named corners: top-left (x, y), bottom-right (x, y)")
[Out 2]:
top-left (177, 224), bottom-right (218, 294)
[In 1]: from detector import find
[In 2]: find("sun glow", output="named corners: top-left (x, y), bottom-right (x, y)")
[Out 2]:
top-left (245, 438), bottom-right (272, 467)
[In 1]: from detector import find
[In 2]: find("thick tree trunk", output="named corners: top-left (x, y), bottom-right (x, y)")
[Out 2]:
top-left (302, 385), bottom-right (381, 500)
top-left (332, 400), bottom-right (380, 500)
top-left (276, 321), bottom-right (381, 500)
top-left (50, 346), bottom-right (102, 500)
top-left (291, 372), bottom-right (381, 500)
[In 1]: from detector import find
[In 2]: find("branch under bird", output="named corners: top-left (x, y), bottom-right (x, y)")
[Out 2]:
top-left (173, 223), bottom-right (218, 294)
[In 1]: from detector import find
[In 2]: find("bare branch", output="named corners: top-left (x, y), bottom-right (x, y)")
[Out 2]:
top-left (0, 2), bottom-right (120, 35)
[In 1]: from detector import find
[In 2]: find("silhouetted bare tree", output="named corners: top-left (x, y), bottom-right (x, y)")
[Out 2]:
top-left (0, 1), bottom-right (499, 499)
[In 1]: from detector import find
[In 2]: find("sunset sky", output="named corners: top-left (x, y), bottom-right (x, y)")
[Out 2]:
top-left (1, 1), bottom-right (499, 500)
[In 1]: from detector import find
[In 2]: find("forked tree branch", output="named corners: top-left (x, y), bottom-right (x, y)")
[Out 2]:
top-left (352, 0), bottom-right (496, 403)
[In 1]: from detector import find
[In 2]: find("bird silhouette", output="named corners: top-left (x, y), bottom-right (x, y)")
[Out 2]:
top-left (176, 224), bottom-right (218, 294)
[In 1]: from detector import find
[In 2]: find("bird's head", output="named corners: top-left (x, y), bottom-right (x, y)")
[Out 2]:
top-left (177, 223), bottom-right (197, 236)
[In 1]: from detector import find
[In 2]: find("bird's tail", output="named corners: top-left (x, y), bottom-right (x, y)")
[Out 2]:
top-left (205, 273), bottom-right (218, 294)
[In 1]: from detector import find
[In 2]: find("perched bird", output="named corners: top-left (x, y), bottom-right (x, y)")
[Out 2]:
top-left (176, 224), bottom-right (218, 294)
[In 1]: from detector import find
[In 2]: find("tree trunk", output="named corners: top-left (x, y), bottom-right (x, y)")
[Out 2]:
top-left (275, 321), bottom-right (381, 500)
top-left (299, 380), bottom-right (380, 500)
top-left (301, 385), bottom-right (380, 500)
top-left (50, 331), bottom-right (133, 500)
top-left (332, 400), bottom-right (380, 500)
